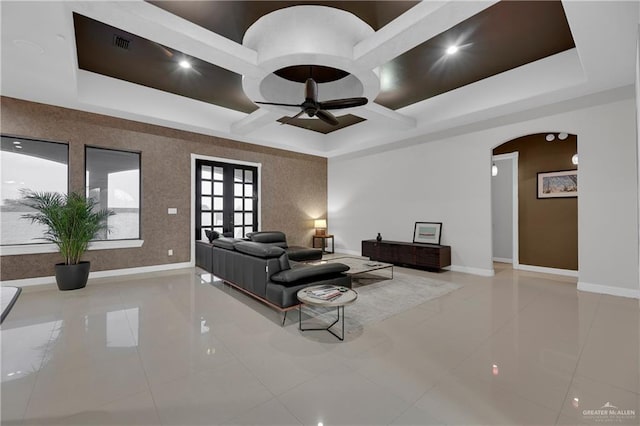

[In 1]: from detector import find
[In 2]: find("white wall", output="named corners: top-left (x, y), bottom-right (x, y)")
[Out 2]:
top-left (329, 97), bottom-right (639, 297)
top-left (491, 157), bottom-right (513, 262)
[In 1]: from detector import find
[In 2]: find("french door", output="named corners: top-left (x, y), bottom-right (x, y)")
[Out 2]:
top-left (196, 159), bottom-right (258, 241)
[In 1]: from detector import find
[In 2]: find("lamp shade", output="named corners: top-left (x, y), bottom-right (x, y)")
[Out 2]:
top-left (314, 219), bottom-right (327, 228)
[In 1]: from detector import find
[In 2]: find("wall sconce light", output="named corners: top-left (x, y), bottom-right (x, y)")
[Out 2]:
top-left (572, 154), bottom-right (578, 165)
top-left (314, 219), bottom-right (327, 236)
top-left (491, 163), bottom-right (498, 177)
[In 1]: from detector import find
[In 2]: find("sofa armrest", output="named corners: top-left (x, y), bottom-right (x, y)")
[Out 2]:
top-left (271, 263), bottom-right (349, 283)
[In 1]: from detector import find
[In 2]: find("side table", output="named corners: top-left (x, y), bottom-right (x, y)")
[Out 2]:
top-left (312, 234), bottom-right (335, 254)
top-left (297, 285), bottom-right (357, 341)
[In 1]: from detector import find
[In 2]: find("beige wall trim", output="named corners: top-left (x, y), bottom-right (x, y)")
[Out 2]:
top-left (189, 153), bottom-right (262, 265)
top-left (0, 261), bottom-right (192, 288)
top-left (518, 263), bottom-right (578, 277)
top-left (0, 240), bottom-right (144, 256)
top-left (445, 265), bottom-right (495, 277)
top-left (578, 281), bottom-right (640, 299)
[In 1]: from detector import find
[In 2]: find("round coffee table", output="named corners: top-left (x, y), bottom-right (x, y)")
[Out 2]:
top-left (297, 285), bottom-right (357, 341)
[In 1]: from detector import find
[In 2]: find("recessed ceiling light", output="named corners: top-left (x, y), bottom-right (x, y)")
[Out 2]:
top-left (446, 45), bottom-right (459, 55)
top-left (15, 146), bottom-right (23, 149)
top-left (12, 141), bottom-right (21, 145)
top-left (572, 154), bottom-right (578, 165)
top-left (545, 134), bottom-right (555, 142)
top-left (179, 60), bottom-right (191, 69)
top-left (558, 132), bottom-right (569, 140)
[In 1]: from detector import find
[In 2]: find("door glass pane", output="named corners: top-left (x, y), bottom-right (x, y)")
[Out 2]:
top-left (213, 227), bottom-right (223, 234)
top-left (244, 213), bottom-right (253, 225)
top-left (201, 213), bottom-right (211, 227)
top-left (244, 184), bottom-right (253, 197)
top-left (234, 169), bottom-right (243, 182)
top-left (245, 170), bottom-right (253, 183)
top-left (234, 183), bottom-right (243, 196)
top-left (234, 212), bottom-right (243, 225)
top-left (244, 226), bottom-right (253, 236)
top-left (201, 165), bottom-right (212, 180)
top-left (234, 198), bottom-right (243, 210)
top-left (213, 197), bottom-right (223, 210)
top-left (202, 181), bottom-right (211, 195)
top-left (213, 167), bottom-right (223, 180)
top-left (213, 182), bottom-right (223, 196)
top-left (244, 199), bottom-right (252, 211)
top-left (213, 213), bottom-right (223, 226)
top-left (201, 196), bottom-right (211, 211)
top-left (234, 227), bottom-right (243, 238)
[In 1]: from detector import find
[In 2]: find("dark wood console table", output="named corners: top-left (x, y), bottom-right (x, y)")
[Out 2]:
top-left (362, 240), bottom-right (451, 271)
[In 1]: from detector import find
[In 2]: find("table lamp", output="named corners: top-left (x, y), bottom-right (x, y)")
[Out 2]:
top-left (314, 219), bottom-right (327, 236)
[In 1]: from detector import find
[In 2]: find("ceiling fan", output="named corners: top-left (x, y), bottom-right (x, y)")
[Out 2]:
top-left (255, 78), bottom-right (368, 126)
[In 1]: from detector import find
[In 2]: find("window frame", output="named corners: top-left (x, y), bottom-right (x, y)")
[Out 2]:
top-left (84, 145), bottom-right (142, 241)
top-left (0, 134), bottom-right (70, 246)
top-left (0, 139), bottom-right (146, 256)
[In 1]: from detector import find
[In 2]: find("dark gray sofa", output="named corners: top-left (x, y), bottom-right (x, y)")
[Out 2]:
top-left (246, 231), bottom-right (322, 262)
top-left (208, 238), bottom-right (351, 316)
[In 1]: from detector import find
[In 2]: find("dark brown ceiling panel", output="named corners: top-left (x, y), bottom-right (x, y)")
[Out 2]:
top-left (375, 1), bottom-right (576, 110)
top-left (277, 114), bottom-right (365, 134)
top-left (73, 13), bottom-right (258, 114)
top-left (147, 1), bottom-right (420, 44)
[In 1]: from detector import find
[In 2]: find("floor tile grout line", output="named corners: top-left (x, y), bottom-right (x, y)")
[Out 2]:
top-left (17, 308), bottom-right (66, 424)
top-left (553, 293), bottom-right (603, 425)
top-left (117, 284), bottom-right (163, 425)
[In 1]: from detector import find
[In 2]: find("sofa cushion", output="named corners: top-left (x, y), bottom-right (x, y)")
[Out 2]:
top-left (287, 246), bottom-right (322, 262)
top-left (247, 231), bottom-right (288, 245)
top-left (212, 237), bottom-right (243, 250)
top-left (271, 262), bottom-right (350, 284)
top-left (205, 230), bottom-right (220, 243)
top-left (234, 241), bottom-right (286, 259)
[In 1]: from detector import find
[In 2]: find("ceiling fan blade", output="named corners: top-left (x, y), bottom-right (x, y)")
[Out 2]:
top-left (305, 78), bottom-right (318, 102)
top-left (318, 97), bottom-right (368, 110)
top-left (255, 101), bottom-right (301, 108)
top-left (279, 110), bottom-right (305, 126)
top-left (316, 109), bottom-right (339, 126)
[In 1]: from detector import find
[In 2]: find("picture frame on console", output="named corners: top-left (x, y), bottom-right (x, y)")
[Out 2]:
top-left (413, 222), bottom-right (442, 245)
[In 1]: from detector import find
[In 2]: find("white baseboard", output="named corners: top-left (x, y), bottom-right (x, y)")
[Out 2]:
top-left (578, 281), bottom-right (640, 299)
top-left (446, 265), bottom-right (495, 277)
top-left (493, 257), bottom-right (513, 263)
top-left (0, 262), bottom-right (193, 288)
top-left (517, 264), bottom-right (578, 277)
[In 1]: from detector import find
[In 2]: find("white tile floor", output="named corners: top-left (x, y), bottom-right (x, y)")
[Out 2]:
top-left (1, 262), bottom-right (638, 425)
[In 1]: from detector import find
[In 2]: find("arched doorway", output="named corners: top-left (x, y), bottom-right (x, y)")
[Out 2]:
top-left (491, 132), bottom-right (578, 275)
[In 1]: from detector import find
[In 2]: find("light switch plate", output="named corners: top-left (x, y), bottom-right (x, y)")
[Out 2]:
top-left (168, 208), bottom-right (177, 215)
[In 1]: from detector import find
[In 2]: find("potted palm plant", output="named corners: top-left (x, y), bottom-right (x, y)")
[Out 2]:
top-left (21, 190), bottom-right (114, 291)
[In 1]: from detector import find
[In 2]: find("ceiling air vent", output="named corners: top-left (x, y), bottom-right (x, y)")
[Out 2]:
top-left (112, 35), bottom-right (130, 50)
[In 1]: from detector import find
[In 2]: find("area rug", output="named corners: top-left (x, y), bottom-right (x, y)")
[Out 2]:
top-left (303, 271), bottom-right (462, 332)
top-left (1, 286), bottom-right (22, 324)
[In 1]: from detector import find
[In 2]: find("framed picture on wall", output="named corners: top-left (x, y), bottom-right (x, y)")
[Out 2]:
top-left (413, 222), bottom-right (442, 245)
top-left (537, 170), bottom-right (578, 198)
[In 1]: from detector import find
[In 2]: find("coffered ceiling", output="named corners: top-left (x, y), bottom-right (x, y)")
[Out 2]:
top-left (1, 1), bottom-right (638, 157)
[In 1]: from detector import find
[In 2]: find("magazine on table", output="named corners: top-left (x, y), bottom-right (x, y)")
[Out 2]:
top-left (306, 285), bottom-right (346, 300)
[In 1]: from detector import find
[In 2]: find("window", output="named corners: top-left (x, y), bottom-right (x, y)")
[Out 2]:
top-left (1, 135), bottom-right (68, 245)
top-left (85, 147), bottom-right (140, 240)
top-left (196, 159), bottom-right (258, 240)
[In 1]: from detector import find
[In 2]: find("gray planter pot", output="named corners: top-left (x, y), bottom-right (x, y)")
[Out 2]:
top-left (55, 262), bottom-right (90, 291)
